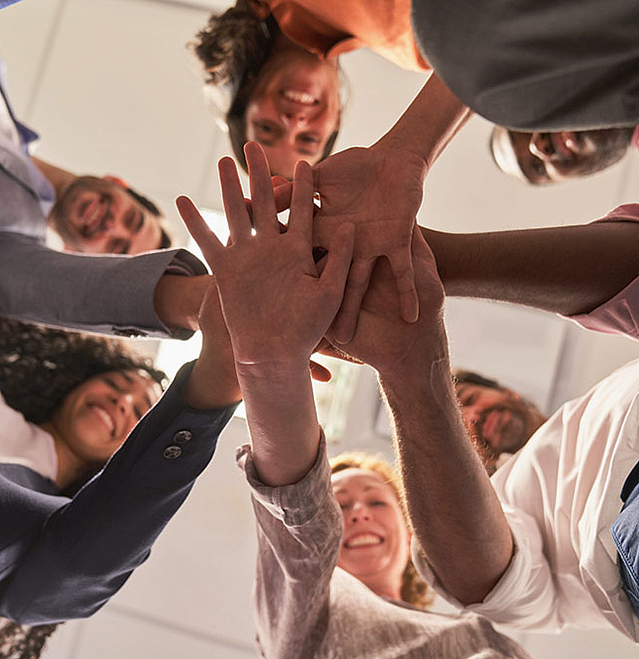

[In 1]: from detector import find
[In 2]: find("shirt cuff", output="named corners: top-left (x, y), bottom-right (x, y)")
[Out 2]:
top-left (236, 431), bottom-right (332, 527)
top-left (411, 506), bottom-right (551, 626)
top-left (569, 205), bottom-right (639, 340)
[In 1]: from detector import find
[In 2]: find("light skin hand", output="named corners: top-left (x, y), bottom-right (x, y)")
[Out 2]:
top-left (182, 281), bottom-right (242, 409)
top-left (272, 74), bottom-right (470, 345)
top-left (177, 142), bottom-right (355, 486)
top-left (177, 143), bottom-right (354, 370)
top-left (312, 145), bottom-right (425, 344)
top-left (325, 227), bottom-right (443, 376)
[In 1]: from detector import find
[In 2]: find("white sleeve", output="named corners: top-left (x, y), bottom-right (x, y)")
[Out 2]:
top-left (412, 506), bottom-right (562, 631)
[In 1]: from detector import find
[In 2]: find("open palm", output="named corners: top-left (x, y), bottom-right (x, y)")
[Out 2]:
top-left (312, 144), bottom-right (427, 343)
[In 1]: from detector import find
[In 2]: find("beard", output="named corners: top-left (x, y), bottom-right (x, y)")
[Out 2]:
top-left (469, 397), bottom-right (543, 471)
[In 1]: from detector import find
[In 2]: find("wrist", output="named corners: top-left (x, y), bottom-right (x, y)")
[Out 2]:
top-left (153, 274), bottom-right (211, 331)
top-left (235, 356), bottom-right (311, 390)
top-left (375, 73), bottom-right (471, 170)
top-left (377, 320), bottom-right (449, 392)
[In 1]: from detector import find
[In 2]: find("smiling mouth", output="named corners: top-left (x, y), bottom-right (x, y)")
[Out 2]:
top-left (77, 196), bottom-right (109, 237)
top-left (344, 533), bottom-right (383, 549)
top-left (281, 89), bottom-right (318, 105)
top-left (89, 404), bottom-right (115, 437)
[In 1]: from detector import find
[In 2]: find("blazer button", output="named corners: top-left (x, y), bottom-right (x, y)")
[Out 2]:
top-left (173, 430), bottom-right (192, 444)
top-left (163, 445), bottom-right (182, 459)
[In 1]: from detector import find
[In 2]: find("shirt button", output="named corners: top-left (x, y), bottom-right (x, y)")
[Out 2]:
top-left (173, 430), bottom-right (192, 444)
top-left (163, 446), bottom-right (182, 459)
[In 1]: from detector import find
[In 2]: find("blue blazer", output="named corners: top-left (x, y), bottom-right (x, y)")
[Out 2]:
top-left (0, 362), bottom-right (237, 624)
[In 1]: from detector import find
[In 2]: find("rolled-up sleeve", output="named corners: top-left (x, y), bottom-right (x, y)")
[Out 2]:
top-left (412, 506), bottom-right (561, 631)
top-left (570, 204), bottom-right (639, 340)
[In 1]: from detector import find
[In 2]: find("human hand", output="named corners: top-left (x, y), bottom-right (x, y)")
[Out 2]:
top-left (312, 144), bottom-right (427, 343)
top-left (177, 142), bottom-right (355, 372)
top-left (325, 227), bottom-right (444, 378)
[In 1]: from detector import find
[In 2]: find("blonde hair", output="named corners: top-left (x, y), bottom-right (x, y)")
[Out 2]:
top-left (329, 452), bottom-right (434, 609)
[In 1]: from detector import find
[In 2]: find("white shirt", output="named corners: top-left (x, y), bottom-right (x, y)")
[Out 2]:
top-left (0, 391), bottom-right (57, 483)
top-left (416, 359), bottom-right (639, 640)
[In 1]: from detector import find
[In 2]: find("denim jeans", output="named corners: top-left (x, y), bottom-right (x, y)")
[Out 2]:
top-left (611, 461), bottom-right (639, 617)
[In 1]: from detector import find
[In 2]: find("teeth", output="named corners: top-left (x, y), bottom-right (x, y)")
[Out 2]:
top-left (346, 534), bottom-right (382, 548)
top-left (283, 90), bottom-right (316, 105)
top-left (92, 405), bottom-right (114, 433)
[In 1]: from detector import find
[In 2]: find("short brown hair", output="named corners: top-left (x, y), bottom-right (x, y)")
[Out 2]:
top-left (330, 452), bottom-right (434, 609)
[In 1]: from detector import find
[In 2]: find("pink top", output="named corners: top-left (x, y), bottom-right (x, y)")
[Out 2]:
top-left (570, 203), bottom-right (639, 339)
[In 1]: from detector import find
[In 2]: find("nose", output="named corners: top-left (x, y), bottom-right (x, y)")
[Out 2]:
top-left (119, 392), bottom-right (135, 414)
top-left (108, 390), bottom-right (134, 416)
top-left (529, 132), bottom-right (553, 160)
top-left (349, 502), bottom-right (371, 524)
top-left (280, 108), bottom-right (309, 128)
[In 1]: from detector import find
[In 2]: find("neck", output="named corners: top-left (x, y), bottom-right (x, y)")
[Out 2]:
top-left (361, 572), bottom-right (403, 602)
top-left (38, 420), bottom-right (87, 491)
top-left (32, 156), bottom-right (77, 200)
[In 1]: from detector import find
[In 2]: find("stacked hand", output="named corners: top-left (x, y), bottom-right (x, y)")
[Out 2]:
top-left (270, 144), bottom-right (427, 343)
top-left (323, 227), bottom-right (445, 378)
top-left (312, 144), bottom-right (427, 342)
top-left (177, 142), bottom-right (355, 374)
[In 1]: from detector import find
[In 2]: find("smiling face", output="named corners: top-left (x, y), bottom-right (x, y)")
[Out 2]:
top-left (455, 382), bottom-right (545, 472)
top-left (245, 41), bottom-right (340, 179)
top-left (491, 127), bottom-right (633, 184)
top-left (332, 468), bottom-right (410, 598)
top-left (48, 369), bottom-right (162, 465)
top-left (49, 176), bottom-right (163, 254)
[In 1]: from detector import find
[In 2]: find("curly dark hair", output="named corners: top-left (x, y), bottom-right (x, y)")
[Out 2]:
top-left (0, 317), bottom-right (166, 425)
top-left (0, 618), bottom-right (59, 659)
top-left (192, 1), bottom-right (339, 173)
top-left (330, 452), bottom-right (434, 610)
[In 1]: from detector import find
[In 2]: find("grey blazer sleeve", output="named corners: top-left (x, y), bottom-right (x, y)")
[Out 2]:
top-left (0, 233), bottom-right (207, 338)
top-left (0, 361), bottom-right (238, 624)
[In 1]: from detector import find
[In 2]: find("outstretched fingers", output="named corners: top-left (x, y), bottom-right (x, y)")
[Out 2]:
top-left (320, 222), bottom-right (356, 322)
top-left (288, 160), bottom-right (315, 240)
top-left (245, 141), bottom-right (279, 235)
top-left (218, 156), bottom-right (253, 243)
top-left (175, 195), bottom-right (224, 266)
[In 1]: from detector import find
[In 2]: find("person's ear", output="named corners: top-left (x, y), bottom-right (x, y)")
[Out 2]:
top-left (504, 387), bottom-right (522, 400)
top-left (102, 175), bottom-right (128, 189)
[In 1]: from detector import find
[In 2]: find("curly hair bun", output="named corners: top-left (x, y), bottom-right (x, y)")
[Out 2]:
top-left (192, 0), bottom-right (273, 90)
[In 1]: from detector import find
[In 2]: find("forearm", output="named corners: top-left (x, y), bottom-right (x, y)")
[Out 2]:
top-left (423, 221), bottom-right (639, 316)
top-left (238, 360), bottom-right (321, 487)
top-left (375, 72), bottom-right (472, 169)
top-left (379, 328), bottom-right (513, 605)
top-left (183, 342), bottom-right (241, 410)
